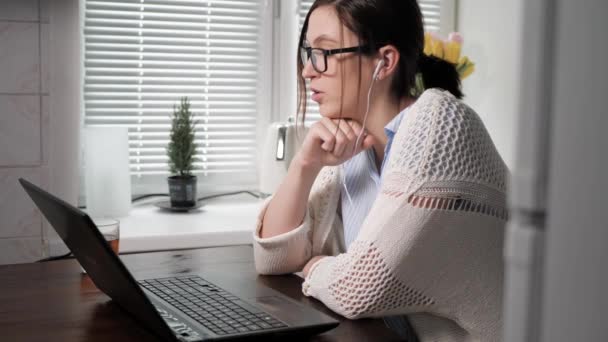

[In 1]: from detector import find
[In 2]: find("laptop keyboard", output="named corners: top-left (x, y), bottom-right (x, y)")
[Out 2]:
top-left (139, 276), bottom-right (287, 336)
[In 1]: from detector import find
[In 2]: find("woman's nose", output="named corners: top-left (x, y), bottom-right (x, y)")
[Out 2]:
top-left (301, 57), bottom-right (319, 79)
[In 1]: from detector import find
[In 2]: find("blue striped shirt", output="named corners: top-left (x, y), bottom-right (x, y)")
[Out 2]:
top-left (340, 107), bottom-right (408, 249)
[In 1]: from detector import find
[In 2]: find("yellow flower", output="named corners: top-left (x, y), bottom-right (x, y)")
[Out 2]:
top-left (423, 31), bottom-right (475, 79)
top-left (431, 39), bottom-right (444, 59)
top-left (423, 32), bottom-right (434, 56)
top-left (444, 41), bottom-right (461, 64)
top-left (456, 56), bottom-right (475, 79)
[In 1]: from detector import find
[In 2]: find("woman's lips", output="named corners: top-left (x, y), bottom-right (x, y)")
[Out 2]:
top-left (311, 89), bottom-right (323, 102)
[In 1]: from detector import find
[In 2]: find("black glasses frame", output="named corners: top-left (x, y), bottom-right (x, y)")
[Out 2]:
top-left (300, 45), bottom-right (370, 73)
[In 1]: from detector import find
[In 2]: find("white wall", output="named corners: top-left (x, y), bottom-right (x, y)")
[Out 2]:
top-left (457, 0), bottom-right (524, 169)
top-left (0, 0), bottom-right (50, 264)
top-left (45, 0), bottom-right (82, 257)
top-left (0, 0), bottom-right (81, 264)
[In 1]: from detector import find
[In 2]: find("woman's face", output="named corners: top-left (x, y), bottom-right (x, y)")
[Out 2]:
top-left (303, 6), bottom-right (376, 121)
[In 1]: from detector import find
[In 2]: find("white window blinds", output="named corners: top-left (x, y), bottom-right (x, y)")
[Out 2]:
top-left (297, 0), bottom-right (319, 126)
top-left (84, 0), bottom-right (264, 191)
top-left (419, 0), bottom-right (444, 32)
top-left (297, 0), bottom-right (452, 124)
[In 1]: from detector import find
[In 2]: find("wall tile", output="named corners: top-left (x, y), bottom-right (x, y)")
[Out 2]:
top-left (40, 0), bottom-right (49, 23)
top-left (39, 164), bottom-right (61, 258)
top-left (0, 0), bottom-right (39, 22)
top-left (0, 236), bottom-right (44, 265)
top-left (0, 95), bottom-right (41, 166)
top-left (0, 22), bottom-right (40, 93)
top-left (0, 167), bottom-right (44, 238)
top-left (40, 23), bottom-right (49, 94)
top-left (44, 220), bottom-right (69, 258)
top-left (41, 95), bottom-right (49, 165)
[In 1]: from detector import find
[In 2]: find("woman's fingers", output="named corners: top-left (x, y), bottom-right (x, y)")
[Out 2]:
top-left (312, 121), bottom-right (336, 152)
top-left (334, 120), bottom-right (360, 158)
top-left (335, 119), bottom-right (357, 140)
top-left (348, 120), bottom-right (376, 155)
top-left (333, 120), bottom-right (353, 157)
top-left (320, 118), bottom-right (347, 157)
top-left (345, 120), bottom-right (365, 137)
top-left (361, 132), bottom-right (377, 150)
top-left (304, 118), bottom-right (375, 167)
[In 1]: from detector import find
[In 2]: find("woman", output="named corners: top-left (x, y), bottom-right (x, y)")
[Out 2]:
top-left (253, 0), bottom-right (508, 341)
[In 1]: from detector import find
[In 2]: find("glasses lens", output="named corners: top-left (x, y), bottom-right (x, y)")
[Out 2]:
top-left (300, 47), bottom-right (326, 73)
top-left (311, 49), bottom-right (325, 72)
top-left (300, 47), bottom-right (308, 65)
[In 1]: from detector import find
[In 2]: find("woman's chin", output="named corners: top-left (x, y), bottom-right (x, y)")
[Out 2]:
top-left (321, 113), bottom-right (358, 121)
top-left (318, 105), bottom-right (356, 121)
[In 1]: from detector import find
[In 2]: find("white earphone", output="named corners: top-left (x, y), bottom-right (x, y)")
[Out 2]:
top-left (372, 58), bottom-right (385, 81)
top-left (343, 57), bottom-right (387, 206)
top-left (352, 57), bottom-right (385, 151)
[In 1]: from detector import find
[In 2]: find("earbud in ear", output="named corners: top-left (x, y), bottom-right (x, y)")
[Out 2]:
top-left (372, 59), bottom-right (385, 81)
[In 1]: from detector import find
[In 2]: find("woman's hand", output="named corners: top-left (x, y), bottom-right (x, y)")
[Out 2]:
top-left (294, 118), bottom-right (376, 170)
top-left (303, 255), bottom-right (326, 277)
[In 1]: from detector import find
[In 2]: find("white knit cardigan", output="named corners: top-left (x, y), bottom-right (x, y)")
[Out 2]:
top-left (253, 89), bottom-right (508, 342)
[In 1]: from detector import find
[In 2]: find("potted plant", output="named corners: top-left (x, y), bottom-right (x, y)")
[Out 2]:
top-left (166, 97), bottom-right (198, 207)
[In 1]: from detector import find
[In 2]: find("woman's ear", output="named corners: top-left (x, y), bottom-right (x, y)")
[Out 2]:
top-left (375, 45), bottom-right (400, 81)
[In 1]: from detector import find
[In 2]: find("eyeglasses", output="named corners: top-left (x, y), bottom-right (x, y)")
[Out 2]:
top-left (300, 45), bottom-right (370, 73)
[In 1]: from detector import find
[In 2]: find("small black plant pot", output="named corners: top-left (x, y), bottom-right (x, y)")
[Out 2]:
top-left (168, 175), bottom-right (197, 208)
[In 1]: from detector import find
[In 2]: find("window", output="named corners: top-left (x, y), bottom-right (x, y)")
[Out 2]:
top-left (296, 0), bottom-right (457, 124)
top-left (83, 0), bottom-right (269, 195)
top-left (83, 0), bottom-right (456, 195)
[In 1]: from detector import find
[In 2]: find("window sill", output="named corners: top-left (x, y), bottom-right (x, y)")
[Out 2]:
top-left (119, 194), bottom-right (265, 253)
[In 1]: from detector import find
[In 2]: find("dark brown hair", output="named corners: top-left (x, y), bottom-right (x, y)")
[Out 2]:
top-left (296, 0), bottom-right (463, 126)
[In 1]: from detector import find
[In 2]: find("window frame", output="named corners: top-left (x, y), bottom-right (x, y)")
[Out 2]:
top-left (80, 0), bottom-right (275, 197)
top-left (79, 0), bottom-right (457, 198)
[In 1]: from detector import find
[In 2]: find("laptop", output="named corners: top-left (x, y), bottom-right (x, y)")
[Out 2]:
top-left (19, 178), bottom-right (338, 341)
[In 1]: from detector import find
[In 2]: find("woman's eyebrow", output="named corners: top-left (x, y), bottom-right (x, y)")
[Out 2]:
top-left (309, 34), bottom-right (338, 45)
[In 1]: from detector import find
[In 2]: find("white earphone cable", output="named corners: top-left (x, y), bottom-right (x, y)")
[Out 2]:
top-left (341, 61), bottom-right (382, 207)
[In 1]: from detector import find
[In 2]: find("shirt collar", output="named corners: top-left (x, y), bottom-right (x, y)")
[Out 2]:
top-left (384, 106), bottom-right (409, 139)
top-left (343, 106), bottom-right (410, 176)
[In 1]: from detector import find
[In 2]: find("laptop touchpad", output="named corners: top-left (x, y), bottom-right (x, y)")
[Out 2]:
top-left (252, 296), bottom-right (287, 311)
top-left (250, 296), bottom-right (303, 319)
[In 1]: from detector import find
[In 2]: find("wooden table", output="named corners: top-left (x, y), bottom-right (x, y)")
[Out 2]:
top-left (0, 246), bottom-right (402, 341)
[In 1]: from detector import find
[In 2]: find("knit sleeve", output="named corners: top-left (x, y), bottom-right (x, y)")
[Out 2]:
top-left (302, 89), bottom-right (508, 320)
top-left (302, 196), bottom-right (439, 319)
top-left (252, 165), bottom-right (343, 275)
top-left (252, 196), bottom-right (313, 275)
